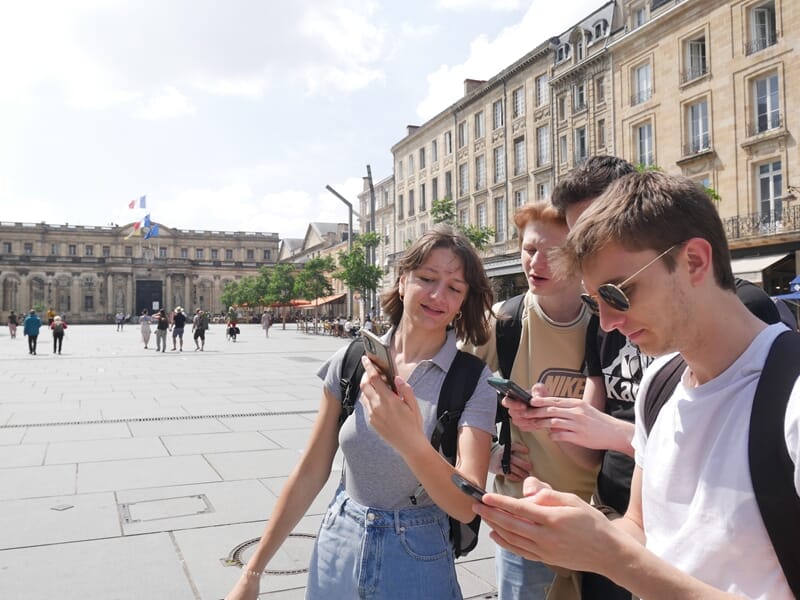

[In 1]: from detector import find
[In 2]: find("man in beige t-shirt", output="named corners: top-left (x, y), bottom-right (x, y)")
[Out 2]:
top-left (461, 202), bottom-right (596, 600)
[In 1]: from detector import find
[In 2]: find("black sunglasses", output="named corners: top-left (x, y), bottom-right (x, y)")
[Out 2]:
top-left (580, 244), bottom-right (679, 315)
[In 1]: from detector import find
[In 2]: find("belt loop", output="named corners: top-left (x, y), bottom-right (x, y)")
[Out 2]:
top-left (394, 510), bottom-right (402, 534)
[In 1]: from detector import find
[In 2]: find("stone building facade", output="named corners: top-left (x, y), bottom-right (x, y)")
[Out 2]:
top-left (0, 221), bottom-right (279, 323)
top-left (365, 0), bottom-right (799, 300)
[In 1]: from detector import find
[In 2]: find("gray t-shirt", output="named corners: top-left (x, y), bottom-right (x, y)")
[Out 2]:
top-left (318, 328), bottom-right (496, 510)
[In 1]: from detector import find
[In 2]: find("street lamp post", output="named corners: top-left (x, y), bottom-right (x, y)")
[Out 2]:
top-left (325, 185), bottom-right (354, 318)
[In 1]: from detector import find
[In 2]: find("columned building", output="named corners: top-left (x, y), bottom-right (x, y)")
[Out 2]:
top-left (0, 221), bottom-right (279, 323)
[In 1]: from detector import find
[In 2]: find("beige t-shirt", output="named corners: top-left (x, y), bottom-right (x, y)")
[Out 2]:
top-left (462, 291), bottom-right (597, 501)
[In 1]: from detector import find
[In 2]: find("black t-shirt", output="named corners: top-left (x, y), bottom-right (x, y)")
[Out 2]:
top-left (585, 315), bottom-right (652, 514)
top-left (173, 312), bottom-right (187, 328)
top-left (157, 315), bottom-right (169, 330)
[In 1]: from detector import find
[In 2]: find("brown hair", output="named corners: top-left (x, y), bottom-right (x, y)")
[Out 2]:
top-left (513, 202), bottom-right (566, 247)
top-left (381, 224), bottom-right (494, 346)
top-left (553, 171), bottom-right (735, 291)
top-left (551, 155), bottom-right (635, 215)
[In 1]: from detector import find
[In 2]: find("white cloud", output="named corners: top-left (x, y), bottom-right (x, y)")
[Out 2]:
top-left (438, 0), bottom-right (522, 10)
top-left (298, 5), bottom-right (387, 94)
top-left (417, 0), bottom-right (601, 120)
top-left (135, 87), bottom-right (196, 120)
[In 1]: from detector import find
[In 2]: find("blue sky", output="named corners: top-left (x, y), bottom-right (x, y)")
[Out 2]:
top-left (0, 0), bottom-right (600, 239)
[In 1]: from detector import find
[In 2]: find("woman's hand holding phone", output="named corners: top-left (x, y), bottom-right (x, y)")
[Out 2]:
top-left (358, 355), bottom-right (426, 457)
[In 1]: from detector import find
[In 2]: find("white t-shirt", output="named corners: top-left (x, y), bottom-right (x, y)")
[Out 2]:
top-left (633, 324), bottom-right (800, 598)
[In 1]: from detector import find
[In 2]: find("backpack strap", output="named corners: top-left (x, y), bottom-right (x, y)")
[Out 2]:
top-left (494, 294), bottom-right (526, 474)
top-left (339, 337), bottom-right (366, 426)
top-left (431, 350), bottom-right (485, 463)
top-left (642, 353), bottom-right (686, 435)
top-left (431, 349), bottom-right (485, 558)
top-left (748, 330), bottom-right (800, 597)
top-left (495, 294), bottom-right (525, 379)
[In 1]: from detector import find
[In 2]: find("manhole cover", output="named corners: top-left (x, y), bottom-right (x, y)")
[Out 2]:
top-left (222, 533), bottom-right (317, 575)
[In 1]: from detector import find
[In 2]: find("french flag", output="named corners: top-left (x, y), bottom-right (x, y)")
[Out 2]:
top-left (128, 195), bottom-right (147, 209)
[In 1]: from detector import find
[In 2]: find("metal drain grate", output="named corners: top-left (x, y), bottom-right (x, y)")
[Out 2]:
top-left (0, 409), bottom-right (318, 429)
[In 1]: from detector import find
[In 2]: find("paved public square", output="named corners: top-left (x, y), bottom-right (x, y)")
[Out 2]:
top-left (0, 322), bottom-right (499, 599)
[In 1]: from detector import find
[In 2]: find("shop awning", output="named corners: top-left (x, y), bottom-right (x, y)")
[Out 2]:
top-left (300, 292), bottom-right (347, 309)
top-left (730, 253), bottom-right (790, 284)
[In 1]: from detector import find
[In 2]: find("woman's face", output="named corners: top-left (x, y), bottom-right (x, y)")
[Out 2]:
top-left (398, 247), bottom-right (467, 333)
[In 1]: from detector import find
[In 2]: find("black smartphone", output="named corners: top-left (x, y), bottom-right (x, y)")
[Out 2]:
top-left (361, 329), bottom-right (397, 392)
top-left (487, 376), bottom-right (533, 404)
top-left (451, 472), bottom-right (488, 503)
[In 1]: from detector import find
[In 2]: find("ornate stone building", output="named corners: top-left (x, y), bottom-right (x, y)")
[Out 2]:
top-left (365, 0), bottom-right (798, 300)
top-left (0, 221), bottom-right (279, 323)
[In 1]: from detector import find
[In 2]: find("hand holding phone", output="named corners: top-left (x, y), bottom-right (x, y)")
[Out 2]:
top-left (487, 376), bottom-right (533, 404)
top-left (361, 329), bottom-right (397, 392)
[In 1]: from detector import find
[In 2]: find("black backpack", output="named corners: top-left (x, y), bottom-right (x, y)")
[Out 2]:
top-left (494, 294), bottom-right (526, 474)
top-left (642, 331), bottom-right (800, 597)
top-left (339, 336), bottom-right (485, 557)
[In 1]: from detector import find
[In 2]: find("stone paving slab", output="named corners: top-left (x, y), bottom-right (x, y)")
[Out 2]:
top-left (0, 491), bottom-right (120, 548)
top-left (77, 454), bottom-right (223, 493)
top-left (0, 324), bottom-right (499, 598)
top-left (0, 533), bottom-right (197, 600)
top-left (45, 436), bottom-right (170, 464)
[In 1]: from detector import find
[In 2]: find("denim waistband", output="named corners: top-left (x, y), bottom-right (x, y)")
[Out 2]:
top-left (331, 487), bottom-right (449, 532)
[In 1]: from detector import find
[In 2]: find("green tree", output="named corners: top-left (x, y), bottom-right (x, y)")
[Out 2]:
top-left (334, 237), bottom-right (384, 305)
top-left (429, 195), bottom-right (495, 250)
top-left (266, 264), bottom-right (297, 328)
top-left (431, 196), bottom-right (456, 224)
top-left (220, 280), bottom-right (239, 311)
top-left (295, 256), bottom-right (336, 321)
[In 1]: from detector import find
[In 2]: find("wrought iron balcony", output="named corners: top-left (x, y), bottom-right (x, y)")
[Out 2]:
top-left (723, 204), bottom-right (800, 242)
top-left (630, 88), bottom-right (652, 106)
top-left (683, 135), bottom-right (711, 157)
top-left (745, 34), bottom-right (778, 56)
top-left (681, 64), bottom-right (708, 84)
top-left (749, 114), bottom-right (782, 137)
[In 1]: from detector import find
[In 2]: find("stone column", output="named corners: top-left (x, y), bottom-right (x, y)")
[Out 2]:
top-left (165, 274), bottom-right (172, 312)
top-left (71, 272), bottom-right (81, 318)
top-left (126, 274), bottom-right (134, 315)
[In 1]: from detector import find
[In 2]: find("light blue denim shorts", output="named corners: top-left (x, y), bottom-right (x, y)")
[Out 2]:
top-left (305, 486), bottom-right (462, 600)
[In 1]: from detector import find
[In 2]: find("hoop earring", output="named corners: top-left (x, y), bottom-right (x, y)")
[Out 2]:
top-left (454, 310), bottom-right (462, 321)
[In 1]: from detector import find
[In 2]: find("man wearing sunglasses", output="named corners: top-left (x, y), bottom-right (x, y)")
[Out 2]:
top-left (475, 171), bottom-right (799, 598)
top-left (508, 156), bottom-right (783, 600)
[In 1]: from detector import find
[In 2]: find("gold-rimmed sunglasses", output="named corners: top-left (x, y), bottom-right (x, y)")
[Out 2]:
top-left (580, 244), bottom-right (680, 315)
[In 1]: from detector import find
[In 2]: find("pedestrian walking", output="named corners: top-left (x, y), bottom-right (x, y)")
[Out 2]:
top-left (115, 311), bottom-right (124, 331)
top-left (192, 308), bottom-right (208, 351)
top-left (260, 311), bottom-right (271, 338)
top-left (155, 309), bottom-right (169, 352)
top-left (23, 309), bottom-right (42, 355)
top-left (171, 306), bottom-right (186, 351)
top-left (140, 309), bottom-right (152, 349)
top-left (7, 310), bottom-right (18, 339)
top-left (50, 315), bottom-right (67, 354)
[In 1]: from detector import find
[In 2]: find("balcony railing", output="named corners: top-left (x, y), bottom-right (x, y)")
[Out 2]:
top-left (723, 204), bottom-right (800, 241)
top-left (631, 88), bottom-right (652, 106)
top-left (681, 64), bottom-right (708, 84)
top-left (683, 135), bottom-right (711, 156)
top-left (750, 113), bottom-right (782, 137)
top-left (745, 34), bottom-right (778, 56)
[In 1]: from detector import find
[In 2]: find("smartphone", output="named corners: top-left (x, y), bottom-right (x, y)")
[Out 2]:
top-left (451, 472), bottom-right (488, 503)
top-left (361, 329), bottom-right (397, 392)
top-left (487, 376), bottom-right (533, 404)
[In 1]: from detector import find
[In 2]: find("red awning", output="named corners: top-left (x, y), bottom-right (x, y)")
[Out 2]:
top-left (300, 292), bottom-right (347, 309)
